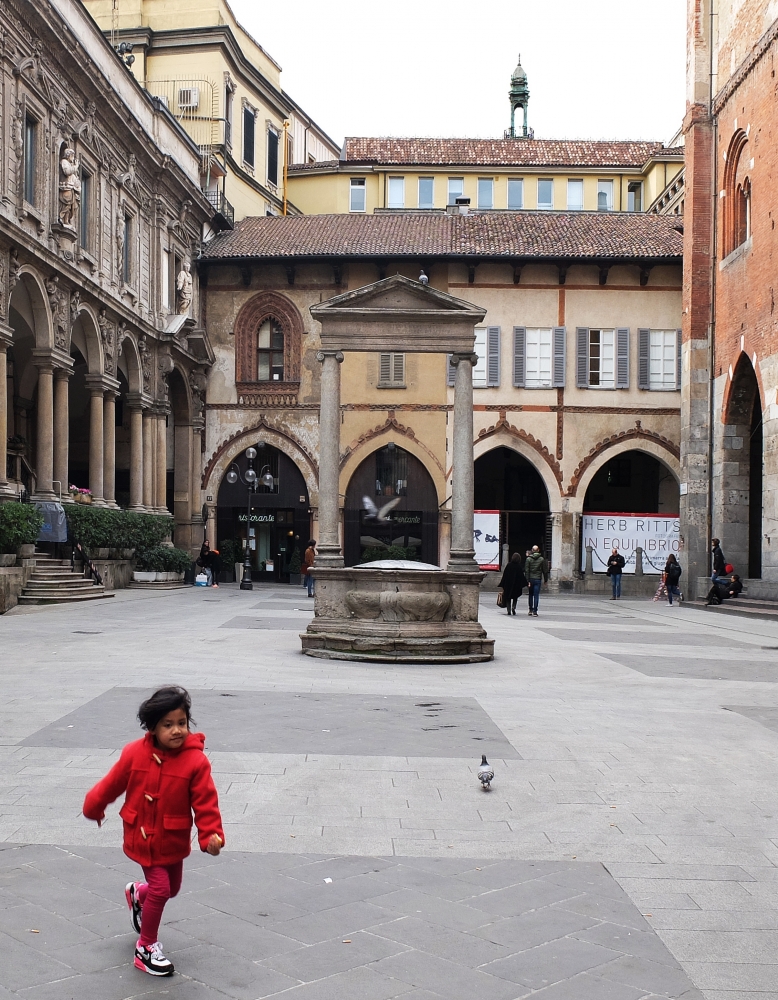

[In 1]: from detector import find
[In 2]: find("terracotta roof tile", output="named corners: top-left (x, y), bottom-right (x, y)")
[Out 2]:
top-left (202, 212), bottom-right (683, 262)
top-left (342, 137), bottom-right (674, 169)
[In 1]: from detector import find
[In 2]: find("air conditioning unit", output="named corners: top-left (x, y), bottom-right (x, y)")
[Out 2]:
top-left (156, 94), bottom-right (169, 110)
top-left (178, 87), bottom-right (200, 110)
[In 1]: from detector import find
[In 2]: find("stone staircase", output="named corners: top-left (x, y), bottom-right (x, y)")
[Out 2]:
top-left (18, 553), bottom-right (113, 606)
top-left (704, 596), bottom-right (778, 621)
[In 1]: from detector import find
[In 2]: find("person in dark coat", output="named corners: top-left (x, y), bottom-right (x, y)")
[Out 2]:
top-left (664, 554), bottom-right (683, 605)
top-left (197, 541), bottom-right (212, 586)
top-left (705, 573), bottom-right (743, 605)
top-left (711, 538), bottom-right (727, 581)
top-left (606, 547), bottom-right (626, 600)
top-left (498, 552), bottom-right (527, 616)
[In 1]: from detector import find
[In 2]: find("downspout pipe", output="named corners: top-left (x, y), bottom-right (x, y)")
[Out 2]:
top-left (707, 0), bottom-right (718, 577)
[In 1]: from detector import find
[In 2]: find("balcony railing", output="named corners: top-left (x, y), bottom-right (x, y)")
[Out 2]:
top-left (205, 189), bottom-right (234, 230)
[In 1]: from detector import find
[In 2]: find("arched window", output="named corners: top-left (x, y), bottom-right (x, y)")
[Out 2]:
top-left (233, 291), bottom-right (303, 394)
top-left (723, 130), bottom-right (751, 257)
top-left (257, 318), bottom-right (284, 380)
top-left (735, 177), bottom-right (751, 248)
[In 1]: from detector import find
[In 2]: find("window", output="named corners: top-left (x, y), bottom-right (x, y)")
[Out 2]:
top-left (638, 328), bottom-right (680, 390)
top-left (350, 177), bottom-right (366, 212)
top-left (447, 177), bottom-right (464, 205)
top-left (597, 180), bottom-right (613, 212)
top-left (627, 181), bottom-right (642, 212)
top-left (723, 129), bottom-right (750, 255)
top-left (525, 328), bottom-right (553, 385)
top-left (537, 179), bottom-right (553, 210)
top-left (567, 179), bottom-right (584, 211)
top-left (375, 445), bottom-right (408, 498)
top-left (378, 353), bottom-right (405, 387)
top-left (507, 178), bottom-right (524, 210)
top-left (23, 115), bottom-right (36, 204)
top-left (471, 327), bottom-right (501, 387)
top-left (736, 178), bottom-right (751, 247)
top-left (418, 177), bottom-right (434, 209)
top-left (122, 214), bottom-right (131, 285)
top-left (576, 328), bottom-right (629, 389)
top-left (257, 318), bottom-right (284, 380)
top-left (242, 106), bottom-right (255, 167)
top-left (388, 176), bottom-right (405, 208)
top-left (513, 327), bottom-right (566, 388)
top-left (267, 128), bottom-right (278, 185)
top-left (224, 88), bottom-right (233, 147)
top-left (80, 171), bottom-right (91, 249)
top-left (477, 178), bottom-right (494, 210)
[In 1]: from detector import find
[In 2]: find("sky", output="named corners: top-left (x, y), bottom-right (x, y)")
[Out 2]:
top-left (230, 0), bottom-right (687, 148)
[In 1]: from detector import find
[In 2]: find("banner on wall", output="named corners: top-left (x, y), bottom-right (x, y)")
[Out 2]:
top-left (474, 510), bottom-right (500, 570)
top-left (581, 513), bottom-right (680, 574)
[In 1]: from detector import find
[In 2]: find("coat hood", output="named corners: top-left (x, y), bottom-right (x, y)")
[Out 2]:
top-left (142, 730), bottom-right (206, 755)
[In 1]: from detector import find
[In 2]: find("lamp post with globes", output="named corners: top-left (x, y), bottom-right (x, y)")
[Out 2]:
top-left (226, 446), bottom-right (275, 591)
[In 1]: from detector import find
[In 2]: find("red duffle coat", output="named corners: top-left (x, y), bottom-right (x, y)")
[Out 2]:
top-left (83, 731), bottom-right (224, 867)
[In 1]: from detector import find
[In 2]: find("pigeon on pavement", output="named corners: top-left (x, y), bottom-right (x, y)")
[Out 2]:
top-left (477, 754), bottom-right (494, 791)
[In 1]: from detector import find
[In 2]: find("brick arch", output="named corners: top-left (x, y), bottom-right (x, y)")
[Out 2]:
top-left (234, 290), bottom-right (303, 392)
top-left (475, 416), bottom-right (563, 491)
top-left (568, 428), bottom-right (680, 498)
top-left (723, 129), bottom-right (749, 256)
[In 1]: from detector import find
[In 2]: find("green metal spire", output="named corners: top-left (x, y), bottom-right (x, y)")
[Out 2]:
top-left (509, 54), bottom-right (530, 139)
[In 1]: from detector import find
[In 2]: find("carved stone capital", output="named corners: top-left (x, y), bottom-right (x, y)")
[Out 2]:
top-left (449, 352), bottom-right (478, 367)
top-left (316, 350), bottom-right (344, 364)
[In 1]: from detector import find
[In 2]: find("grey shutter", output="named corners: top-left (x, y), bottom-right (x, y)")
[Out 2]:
top-left (616, 327), bottom-right (630, 388)
top-left (379, 353), bottom-right (391, 384)
top-left (393, 353), bottom-right (405, 384)
top-left (487, 326), bottom-right (501, 386)
top-left (446, 354), bottom-right (456, 386)
top-left (552, 326), bottom-right (566, 388)
top-left (676, 328), bottom-right (682, 389)
top-left (576, 328), bottom-right (589, 388)
top-left (638, 328), bottom-right (650, 389)
top-left (512, 326), bottom-right (526, 387)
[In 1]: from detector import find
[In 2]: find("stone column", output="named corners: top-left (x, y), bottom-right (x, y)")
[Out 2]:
top-left (315, 350), bottom-right (344, 567)
top-left (143, 409), bottom-right (154, 509)
top-left (103, 391), bottom-right (117, 507)
top-left (190, 421), bottom-right (203, 544)
top-left (53, 369), bottom-right (70, 498)
top-left (128, 405), bottom-right (144, 510)
top-left (87, 385), bottom-right (104, 504)
top-left (155, 410), bottom-right (168, 513)
top-left (33, 357), bottom-right (55, 498)
top-left (0, 325), bottom-right (13, 497)
top-left (448, 352), bottom-right (479, 572)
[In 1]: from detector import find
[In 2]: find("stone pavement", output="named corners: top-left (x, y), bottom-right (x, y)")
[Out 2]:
top-left (1, 585), bottom-right (778, 998)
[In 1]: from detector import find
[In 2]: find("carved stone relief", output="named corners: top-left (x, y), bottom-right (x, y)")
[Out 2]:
top-left (45, 275), bottom-right (69, 350)
top-left (98, 307), bottom-right (115, 376)
top-left (138, 334), bottom-right (151, 392)
top-left (189, 367), bottom-right (207, 417)
top-left (176, 260), bottom-right (192, 315)
top-left (58, 145), bottom-right (80, 228)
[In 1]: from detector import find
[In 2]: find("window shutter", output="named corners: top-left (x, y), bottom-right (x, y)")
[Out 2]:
top-left (552, 326), bottom-right (566, 388)
top-left (576, 328), bottom-right (589, 388)
top-left (676, 328), bottom-right (682, 390)
top-left (379, 353), bottom-right (392, 383)
top-left (447, 354), bottom-right (456, 387)
top-left (512, 327), bottom-right (526, 387)
top-left (487, 326), bottom-right (501, 386)
top-left (616, 328), bottom-right (630, 388)
top-left (392, 353), bottom-right (405, 384)
top-left (638, 328), bottom-right (650, 389)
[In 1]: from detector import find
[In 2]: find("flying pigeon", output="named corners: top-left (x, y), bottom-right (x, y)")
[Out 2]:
top-left (362, 496), bottom-right (401, 524)
top-left (419, 270), bottom-right (429, 285)
top-left (477, 755), bottom-right (494, 791)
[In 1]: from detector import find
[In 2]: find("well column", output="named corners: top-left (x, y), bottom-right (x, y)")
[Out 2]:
top-left (448, 352), bottom-right (479, 572)
top-left (315, 350), bottom-right (344, 568)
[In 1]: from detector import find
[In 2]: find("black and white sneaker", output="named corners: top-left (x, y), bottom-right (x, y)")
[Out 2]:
top-left (125, 882), bottom-right (142, 933)
top-left (134, 940), bottom-right (174, 976)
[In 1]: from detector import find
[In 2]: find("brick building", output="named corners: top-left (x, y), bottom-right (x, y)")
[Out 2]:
top-left (682, 1), bottom-right (778, 594)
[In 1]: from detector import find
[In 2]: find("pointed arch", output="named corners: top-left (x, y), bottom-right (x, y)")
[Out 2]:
top-left (570, 431), bottom-right (680, 500)
top-left (723, 129), bottom-right (750, 256)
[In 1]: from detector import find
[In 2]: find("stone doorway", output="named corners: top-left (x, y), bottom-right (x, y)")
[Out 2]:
top-left (474, 447), bottom-right (551, 564)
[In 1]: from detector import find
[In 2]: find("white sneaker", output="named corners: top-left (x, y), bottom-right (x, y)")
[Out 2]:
top-left (134, 941), bottom-right (174, 976)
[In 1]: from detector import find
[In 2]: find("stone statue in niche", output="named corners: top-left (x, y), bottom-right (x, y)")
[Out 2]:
top-left (115, 206), bottom-right (125, 278)
top-left (45, 275), bottom-right (69, 350)
top-left (98, 308), bottom-right (115, 376)
top-left (0, 252), bottom-right (6, 322)
top-left (58, 147), bottom-right (80, 228)
top-left (138, 334), bottom-right (151, 392)
top-left (175, 260), bottom-right (192, 315)
top-left (188, 368), bottom-right (207, 418)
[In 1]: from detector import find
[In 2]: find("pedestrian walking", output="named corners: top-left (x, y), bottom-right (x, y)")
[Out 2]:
top-left (83, 687), bottom-right (224, 978)
top-left (606, 547), bottom-right (626, 600)
top-left (304, 539), bottom-right (316, 597)
top-left (664, 554), bottom-right (683, 605)
top-left (209, 548), bottom-right (222, 588)
top-left (498, 552), bottom-right (527, 616)
top-left (711, 537), bottom-right (727, 582)
top-left (524, 545), bottom-right (549, 617)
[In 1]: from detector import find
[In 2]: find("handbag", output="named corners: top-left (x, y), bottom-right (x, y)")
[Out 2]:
top-left (195, 572), bottom-right (208, 586)
top-left (496, 588), bottom-right (505, 608)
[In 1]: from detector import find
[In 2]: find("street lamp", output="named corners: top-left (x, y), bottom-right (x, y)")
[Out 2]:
top-left (226, 446), bottom-right (276, 591)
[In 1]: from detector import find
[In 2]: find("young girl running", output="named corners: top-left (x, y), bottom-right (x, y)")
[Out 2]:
top-left (83, 686), bottom-right (224, 977)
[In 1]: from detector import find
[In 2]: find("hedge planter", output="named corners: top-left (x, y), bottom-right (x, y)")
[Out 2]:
top-left (17, 544), bottom-right (35, 558)
top-left (0, 554), bottom-right (16, 567)
top-left (132, 570), bottom-right (185, 583)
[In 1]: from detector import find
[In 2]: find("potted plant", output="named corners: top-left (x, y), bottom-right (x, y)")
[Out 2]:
top-left (74, 487), bottom-right (92, 505)
top-left (0, 502), bottom-right (44, 564)
top-left (288, 544), bottom-right (302, 585)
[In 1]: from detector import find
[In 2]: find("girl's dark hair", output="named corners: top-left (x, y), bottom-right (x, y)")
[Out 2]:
top-left (138, 686), bottom-right (193, 731)
top-left (307, 539), bottom-right (316, 547)
top-left (666, 554), bottom-right (678, 565)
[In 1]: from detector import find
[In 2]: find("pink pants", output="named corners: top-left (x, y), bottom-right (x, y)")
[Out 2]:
top-left (137, 861), bottom-right (183, 947)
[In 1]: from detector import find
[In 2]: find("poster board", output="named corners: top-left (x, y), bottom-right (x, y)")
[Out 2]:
top-left (581, 513), bottom-right (680, 574)
top-left (474, 510), bottom-right (500, 570)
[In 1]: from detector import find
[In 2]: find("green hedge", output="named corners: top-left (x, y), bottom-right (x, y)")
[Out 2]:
top-left (135, 546), bottom-right (193, 573)
top-left (358, 545), bottom-right (420, 564)
top-left (0, 503), bottom-right (44, 552)
top-left (65, 506), bottom-right (172, 554)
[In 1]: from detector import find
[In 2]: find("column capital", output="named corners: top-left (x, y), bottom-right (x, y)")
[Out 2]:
top-left (32, 347), bottom-right (72, 371)
top-left (0, 321), bottom-right (13, 350)
top-left (53, 366), bottom-right (72, 381)
top-left (84, 374), bottom-right (121, 395)
top-left (126, 392), bottom-right (150, 410)
top-left (316, 350), bottom-right (344, 363)
top-left (449, 352), bottom-right (478, 367)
